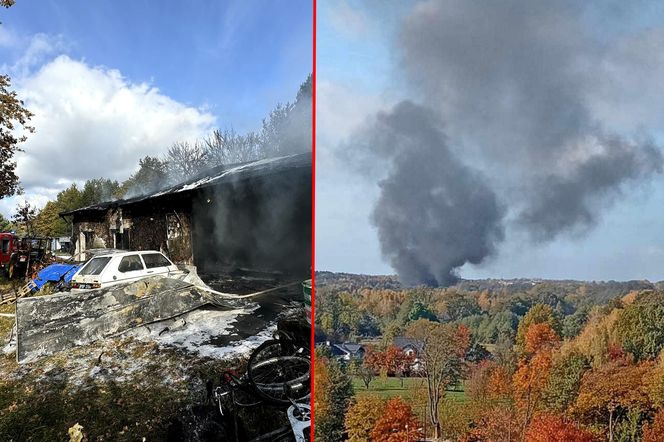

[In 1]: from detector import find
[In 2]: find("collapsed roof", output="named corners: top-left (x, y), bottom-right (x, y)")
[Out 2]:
top-left (60, 152), bottom-right (311, 217)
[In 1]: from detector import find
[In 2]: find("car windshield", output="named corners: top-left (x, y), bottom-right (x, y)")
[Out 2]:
top-left (78, 257), bottom-right (112, 276)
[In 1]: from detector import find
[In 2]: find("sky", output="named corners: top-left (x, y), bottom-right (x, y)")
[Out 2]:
top-left (316, 0), bottom-right (664, 282)
top-left (0, 0), bottom-right (312, 216)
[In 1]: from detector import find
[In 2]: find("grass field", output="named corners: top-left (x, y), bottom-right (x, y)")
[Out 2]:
top-left (352, 376), bottom-right (467, 402)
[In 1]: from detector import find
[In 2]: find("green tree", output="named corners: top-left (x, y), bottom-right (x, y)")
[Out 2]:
top-left (0, 74), bottom-right (34, 199)
top-left (408, 301), bottom-right (438, 322)
top-left (122, 156), bottom-right (168, 197)
top-left (616, 303), bottom-right (664, 361)
top-left (80, 178), bottom-right (122, 206)
top-left (0, 213), bottom-right (15, 231)
top-left (12, 201), bottom-right (36, 236)
top-left (562, 309), bottom-right (589, 339)
top-left (541, 351), bottom-right (590, 414)
top-left (445, 292), bottom-right (481, 320)
top-left (314, 355), bottom-right (354, 442)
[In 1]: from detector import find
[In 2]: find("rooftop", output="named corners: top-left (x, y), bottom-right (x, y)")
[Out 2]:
top-left (60, 151), bottom-right (311, 216)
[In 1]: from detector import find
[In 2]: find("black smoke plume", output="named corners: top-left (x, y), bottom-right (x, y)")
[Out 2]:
top-left (359, 101), bottom-right (504, 286)
top-left (350, 0), bottom-right (663, 285)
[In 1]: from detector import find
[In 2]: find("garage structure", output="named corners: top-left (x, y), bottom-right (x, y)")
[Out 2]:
top-left (60, 152), bottom-right (312, 277)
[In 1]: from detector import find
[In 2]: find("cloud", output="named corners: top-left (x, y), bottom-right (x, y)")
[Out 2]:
top-left (16, 55), bottom-right (215, 187)
top-left (0, 38), bottom-right (215, 217)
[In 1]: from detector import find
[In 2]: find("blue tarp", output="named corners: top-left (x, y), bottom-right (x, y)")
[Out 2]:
top-left (32, 263), bottom-right (81, 291)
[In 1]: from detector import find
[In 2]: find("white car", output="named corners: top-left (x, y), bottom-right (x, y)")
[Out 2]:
top-left (70, 250), bottom-right (179, 291)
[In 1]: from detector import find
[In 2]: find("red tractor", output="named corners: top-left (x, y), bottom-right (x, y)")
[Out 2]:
top-left (0, 234), bottom-right (54, 279)
top-left (0, 232), bottom-right (17, 276)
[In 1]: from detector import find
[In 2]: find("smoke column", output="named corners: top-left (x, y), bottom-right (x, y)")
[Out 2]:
top-left (351, 0), bottom-right (663, 285)
top-left (364, 101), bottom-right (504, 286)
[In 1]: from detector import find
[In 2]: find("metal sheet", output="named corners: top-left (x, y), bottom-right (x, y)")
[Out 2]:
top-left (15, 276), bottom-right (226, 363)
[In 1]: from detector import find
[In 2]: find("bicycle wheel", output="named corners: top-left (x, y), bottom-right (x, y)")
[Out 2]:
top-left (247, 340), bottom-right (310, 404)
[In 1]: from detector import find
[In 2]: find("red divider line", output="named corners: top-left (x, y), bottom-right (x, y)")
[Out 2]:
top-left (310, 0), bottom-right (317, 440)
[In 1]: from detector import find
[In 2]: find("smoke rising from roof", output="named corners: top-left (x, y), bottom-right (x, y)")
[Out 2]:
top-left (348, 0), bottom-right (664, 286)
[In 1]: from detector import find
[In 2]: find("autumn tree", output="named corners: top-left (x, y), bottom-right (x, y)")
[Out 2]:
top-left (645, 352), bottom-right (664, 408)
top-left (344, 395), bottom-right (386, 442)
top-left (364, 345), bottom-right (414, 386)
top-left (643, 408), bottom-right (664, 442)
top-left (406, 319), bottom-right (470, 439)
top-left (371, 397), bottom-right (423, 442)
top-left (487, 364), bottom-right (513, 399)
top-left (516, 304), bottom-right (562, 353)
top-left (513, 323), bottom-right (561, 434)
top-left (33, 201), bottom-right (61, 236)
top-left (0, 74), bottom-right (33, 199)
top-left (574, 359), bottom-right (653, 442)
top-left (465, 404), bottom-right (521, 442)
top-left (524, 323), bottom-right (560, 356)
top-left (314, 355), bottom-right (354, 442)
top-left (525, 413), bottom-right (596, 442)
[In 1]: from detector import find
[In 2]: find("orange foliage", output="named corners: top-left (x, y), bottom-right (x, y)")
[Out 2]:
top-left (574, 360), bottom-right (653, 417)
top-left (345, 395), bottom-right (386, 442)
top-left (487, 365), bottom-right (513, 398)
top-left (456, 325), bottom-right (472, 357)
top-left (525, 323), bottom-right (560, 355)
top-left (525, 413), bottom-right (597, 442)
top-left (314, 356), bottom-right (331, 417)
top-left (464, 404), bottom-right (521, 442)
top-left (358, 289), bottom-right (408, 317)
top-left (467, 361), bottom-right (513, 401)
top-left (371, 397), bottom-right (423, 442)
top-left (514, 352), bottom-right (553, 407)
top-left (365, 345), bottom-right (415, 376)
top-left (643, 409), bottom-right (664, 442)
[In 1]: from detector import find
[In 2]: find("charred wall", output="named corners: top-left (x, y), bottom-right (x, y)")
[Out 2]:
top-left (72, 211), bottom-right (112, 254)
top-left (68, 155), bottom-right (312, 274)
top-left (191, 166), bottom-right (311, 277)
top-left (122, 197), bottom-right (193, 263)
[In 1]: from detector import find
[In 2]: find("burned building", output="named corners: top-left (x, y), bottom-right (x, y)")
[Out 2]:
top-left (60, 153), bottom-right (312, 277)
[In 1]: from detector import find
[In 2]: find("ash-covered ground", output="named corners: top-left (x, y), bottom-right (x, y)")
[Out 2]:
top-left (0, 276), bottom-right (309, 441)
